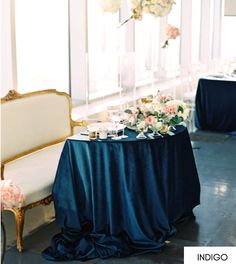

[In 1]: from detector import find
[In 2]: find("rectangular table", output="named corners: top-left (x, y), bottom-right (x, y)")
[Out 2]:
top-left (195, 77), bottom-right (236, 132)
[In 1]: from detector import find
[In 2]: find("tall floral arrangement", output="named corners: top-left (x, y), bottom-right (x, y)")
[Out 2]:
top-left (100, 0), bottom-right (176, 26)
top-left (141, 0), bottom-right (176, 17)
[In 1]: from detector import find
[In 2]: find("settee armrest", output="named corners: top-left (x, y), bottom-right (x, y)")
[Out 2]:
top-left (71, 120), bottom-right (88, 128)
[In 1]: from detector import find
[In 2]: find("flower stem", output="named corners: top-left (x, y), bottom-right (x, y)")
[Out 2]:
top-left (162, 40), bottom-right (169, 49)
top-left (118, 16), bottom-right (132, 28)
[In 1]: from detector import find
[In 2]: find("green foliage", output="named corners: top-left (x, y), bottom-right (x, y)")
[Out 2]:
top-left (178, 105), bottom-right (184, 113)
top-left (124, 109), bottom-right (132, 114)
top-left (169, 115), bottom-right (183, 126)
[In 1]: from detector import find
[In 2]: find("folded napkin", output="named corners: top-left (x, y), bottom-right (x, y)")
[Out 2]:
top-left (68, 134), bottom-right (89, 141)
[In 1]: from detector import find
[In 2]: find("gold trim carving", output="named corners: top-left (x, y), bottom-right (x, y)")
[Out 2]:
top-left (10, 208), bottom-right (25, 252)
top-left (1, 89), bottom-right (69, 104)
top-left (71, 120), bottom-right (88, 127)
top-left (1, 89), bottom-right (74, 163)
top-left (1, 89), bottom-right (88, 164)
top-left (1, 90), bottom-right (21, 102)
top-left (6, 195), bottom-right (53, 252)
top-left (0, 89), bottom-right (87, 251)
top-left (25, 195), bottom-right (53, 210)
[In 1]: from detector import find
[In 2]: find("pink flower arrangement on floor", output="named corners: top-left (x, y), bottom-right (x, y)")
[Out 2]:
top-left (162, 24), bottom-right (180, 48)
top-left (1, 180), bottom-right (25, 210)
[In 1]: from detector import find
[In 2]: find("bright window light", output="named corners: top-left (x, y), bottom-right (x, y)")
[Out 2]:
top-left (87, 0), bottom-right (119, 100)
top-left (166, 0), bottom-right (181, 70)
top-left (15, 0), bottom-right (69, 93)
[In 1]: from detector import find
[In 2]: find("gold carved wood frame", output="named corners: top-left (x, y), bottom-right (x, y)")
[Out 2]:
top-left (1, 89), bottom-right (86, 252)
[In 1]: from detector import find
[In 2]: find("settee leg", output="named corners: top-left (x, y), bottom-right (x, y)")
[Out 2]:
top-left (12, 207), bottom-right (25, 252)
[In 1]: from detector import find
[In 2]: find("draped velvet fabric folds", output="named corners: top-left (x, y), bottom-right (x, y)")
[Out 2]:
top-left (195, 78), bottom-right (236, 132)
top-left (42, 126), bottom-right (200, 261)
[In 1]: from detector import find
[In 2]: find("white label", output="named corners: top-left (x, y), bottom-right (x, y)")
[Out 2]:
top-left (184, 247), bottom-right (236, 264)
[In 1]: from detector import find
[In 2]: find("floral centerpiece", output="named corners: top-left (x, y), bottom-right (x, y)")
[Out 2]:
top-left (124, 95), bottom-right (189, 138)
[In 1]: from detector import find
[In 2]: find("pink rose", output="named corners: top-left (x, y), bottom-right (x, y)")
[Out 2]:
top-left (165, 24), bottom-right (180, 40)
top-left (146, 116), bottom-right (154, 125)
top-left (1, 180), bottom-right (25, 210)
top-left (163, 105), bottom-right (177, 115)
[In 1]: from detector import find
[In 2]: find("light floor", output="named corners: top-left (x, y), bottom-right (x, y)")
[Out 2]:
top-left (2, 129), bottom-right (236, 264)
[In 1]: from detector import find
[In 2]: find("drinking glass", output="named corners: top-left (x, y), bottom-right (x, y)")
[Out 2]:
top-left (150, 121), bottom-right (163, 138)
top-left (109, 110), bottom-right (122, 140)
top-left (118, 111), bottom-right (128, 139)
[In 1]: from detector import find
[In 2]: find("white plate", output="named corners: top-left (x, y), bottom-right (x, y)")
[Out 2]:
top-left (208, 74), bottom-right (225, 78)
top-left (87, 122), bottom-right (125, 133)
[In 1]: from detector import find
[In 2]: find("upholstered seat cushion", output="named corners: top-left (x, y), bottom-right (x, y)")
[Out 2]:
top-left (3, 142), bottom-right (65, 206)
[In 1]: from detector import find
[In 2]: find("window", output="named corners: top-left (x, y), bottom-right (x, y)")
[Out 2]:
top-left (222, 16), bottom-right (236, 61)
top-left (2, 0), bottom-right (232, 108)
top-left (135, 15), bottom-right (160, 85)
top-left (191, 0), bottom-right (201, 63)
top-left (15, 0), bottom-right (69, 93)
top-left (87, 0), bottom-right (119, 100)
top-left (166, 0), bottom-right (181, 70)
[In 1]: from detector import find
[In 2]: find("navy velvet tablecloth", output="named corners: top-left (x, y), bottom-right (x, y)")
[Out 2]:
top-left (42, 126), bottom-right (200, 261)
top-left (195, 77), bottom-right (236, 132)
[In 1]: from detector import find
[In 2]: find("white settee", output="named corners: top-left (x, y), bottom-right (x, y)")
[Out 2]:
top-left (1, 89), bottom-right (85, 252)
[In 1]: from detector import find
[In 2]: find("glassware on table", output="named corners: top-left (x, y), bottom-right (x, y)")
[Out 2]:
top-left (88, 129), bottom-right (97, 140)
top-left (136, 121), bottom-right (148, 139)
top-left (99, 127), bottom-right (108, 140)
top-left (149, 120), bottom-right (163, 138)
top-left (108, 110), bottom-right (122, 140)
top-left (118, 111), bottom-right (128, 139)
top-left (120, 120), bottom-right (128, 139)
top-left (160, 122), bottom-right (169, 135)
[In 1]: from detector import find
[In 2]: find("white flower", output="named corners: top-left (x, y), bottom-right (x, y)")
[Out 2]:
top-left (100, 0), bottom-right (121, 13)
top-left (177, 107), bottom-right (190, 120)
top-left (165, 100), bottom-right (189, 121)
top-left (141, 0), bottom-right (175, 17)
top-left (120, 0), bottom-right (175, 26)
top-left (136, 120), bottom-right (148, 131)
top-left (151, 120), bottom-right (163, 131)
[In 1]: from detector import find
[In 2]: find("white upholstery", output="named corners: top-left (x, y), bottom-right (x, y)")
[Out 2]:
top-left (1, 92), bottom-right (71, 162)
top-left (4, 142), bottom-right (64, 205)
